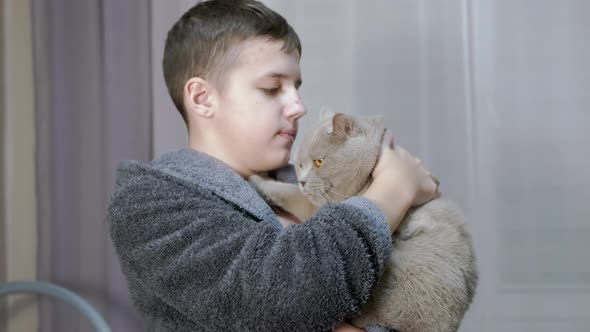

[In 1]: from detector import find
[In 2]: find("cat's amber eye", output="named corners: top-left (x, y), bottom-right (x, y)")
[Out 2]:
top-left (313, 159), bottom-right (324, 168)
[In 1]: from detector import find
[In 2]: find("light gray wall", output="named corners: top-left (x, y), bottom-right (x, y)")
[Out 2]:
top-left (470, 1), bottom-right (590, 330)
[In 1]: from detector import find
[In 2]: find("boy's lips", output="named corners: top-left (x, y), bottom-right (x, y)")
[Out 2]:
top-left (278, 129), bottom-right (296, 142)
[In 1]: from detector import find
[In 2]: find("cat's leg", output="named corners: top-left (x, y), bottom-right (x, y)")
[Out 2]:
top-left (356, 199), bottom-right (478, 332)
top-left (248, 175), bottom-right (317, 221)
top-left (397, 199), bottom-right (464, 241)
top-left (396, 206), bottom-right (438, 241)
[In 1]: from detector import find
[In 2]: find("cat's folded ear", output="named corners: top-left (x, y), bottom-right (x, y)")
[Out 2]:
top-left (331, 113), bottom-right (363, 138)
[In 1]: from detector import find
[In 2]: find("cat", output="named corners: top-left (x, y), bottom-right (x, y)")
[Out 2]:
top-left (248, 112), bottom-right (478, 332)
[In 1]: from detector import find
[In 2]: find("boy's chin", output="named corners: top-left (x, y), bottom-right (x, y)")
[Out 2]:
top-left (261, 152), bottom-right (291, 171)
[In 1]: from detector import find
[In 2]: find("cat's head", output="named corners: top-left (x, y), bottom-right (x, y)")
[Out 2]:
top-left (294, 111), bottom-right (384, 207)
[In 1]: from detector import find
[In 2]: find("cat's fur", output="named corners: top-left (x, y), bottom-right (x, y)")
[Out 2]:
top-left (249, 112), bottom-right (478, 332)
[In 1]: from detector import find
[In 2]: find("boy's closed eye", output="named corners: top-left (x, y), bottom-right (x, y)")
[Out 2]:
top-left (257, 75), bottom-right (302, 97)
top-left (261, 86), bottom-right (281, 96)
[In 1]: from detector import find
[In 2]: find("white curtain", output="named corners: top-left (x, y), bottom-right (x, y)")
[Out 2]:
top-left (152, 1), bottom-right (590, 330)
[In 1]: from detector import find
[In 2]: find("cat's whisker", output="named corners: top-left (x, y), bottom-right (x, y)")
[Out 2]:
top-left (306, 183), bottom-right (336, 193)
top-left (304, 184), bottom-right (345, 204)
top-left (320, 190), bottom-right (336, 204)
top-left (321, 186), bottom-right (350, 198)
top-left (305, 185), bottom-right (328, 195)
top-left (304, 183), bottom-right (324, 190)
top-left (311, 183), bottom-right (349, 198)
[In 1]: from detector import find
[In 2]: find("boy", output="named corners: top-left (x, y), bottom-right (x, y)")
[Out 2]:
top-left (107, 0), bottom-right (438, 331)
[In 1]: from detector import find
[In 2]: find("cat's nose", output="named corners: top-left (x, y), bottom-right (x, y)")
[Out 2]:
top-left (299, 181), bottom-right (306, 187)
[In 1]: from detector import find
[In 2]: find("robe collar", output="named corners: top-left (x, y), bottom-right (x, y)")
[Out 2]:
top-left (150, 148), bottom-right (297, 228)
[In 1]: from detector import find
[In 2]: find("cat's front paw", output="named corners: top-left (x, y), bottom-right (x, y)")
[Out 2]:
top-left (397, 217), bottom-right (434, 240)
top-left (247, 174), bottom-right (274, 203)
top-left (248, 174), bottom-right (277, 206)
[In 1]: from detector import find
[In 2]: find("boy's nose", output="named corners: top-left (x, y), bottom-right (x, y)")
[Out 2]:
top-left (285, 96), bottom-right (306, 119)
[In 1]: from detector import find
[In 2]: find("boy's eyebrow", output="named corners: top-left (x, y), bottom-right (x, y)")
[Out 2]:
top-left (262, 72), bottom-right (303, 87)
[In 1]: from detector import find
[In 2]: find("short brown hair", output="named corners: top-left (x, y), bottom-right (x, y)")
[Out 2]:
top-left (163, 0), bottom-right (302, 125)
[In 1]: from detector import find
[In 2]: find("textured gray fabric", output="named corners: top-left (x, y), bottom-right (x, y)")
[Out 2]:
top-left (108, 148), bottom-right (393, 331)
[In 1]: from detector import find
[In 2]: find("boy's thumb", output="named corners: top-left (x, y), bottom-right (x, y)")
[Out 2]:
top-left (381, 128), bottom-right (395, 151)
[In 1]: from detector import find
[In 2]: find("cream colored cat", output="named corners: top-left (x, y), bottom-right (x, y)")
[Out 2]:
top-left (249, 112), bottom-right (478, 332)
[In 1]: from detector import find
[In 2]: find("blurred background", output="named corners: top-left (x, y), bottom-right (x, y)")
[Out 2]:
top-left (1, 0), bottom-right (589, 331)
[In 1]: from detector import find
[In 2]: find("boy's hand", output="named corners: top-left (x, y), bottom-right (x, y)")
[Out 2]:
top-left (362, 129), bottom-right (439, 232)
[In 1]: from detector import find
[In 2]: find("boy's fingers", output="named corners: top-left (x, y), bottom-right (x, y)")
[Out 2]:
top-left (381, 129), bottom-right (394, 150)
top-left (431, 175), bottom-right (440, 187)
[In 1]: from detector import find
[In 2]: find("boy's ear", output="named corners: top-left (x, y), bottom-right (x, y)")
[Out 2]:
top-left (184, 77), bottom-right (214, 118)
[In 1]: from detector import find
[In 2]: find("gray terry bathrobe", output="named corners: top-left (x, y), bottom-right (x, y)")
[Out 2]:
top-left (107, 148), bottom-right (393, 332)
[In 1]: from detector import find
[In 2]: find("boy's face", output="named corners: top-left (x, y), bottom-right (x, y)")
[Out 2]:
top-left (210, 38), bottom-right (306, 176)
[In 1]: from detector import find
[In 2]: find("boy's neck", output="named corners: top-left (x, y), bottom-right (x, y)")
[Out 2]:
top-left (189, 133), bottom-right (255, 179)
